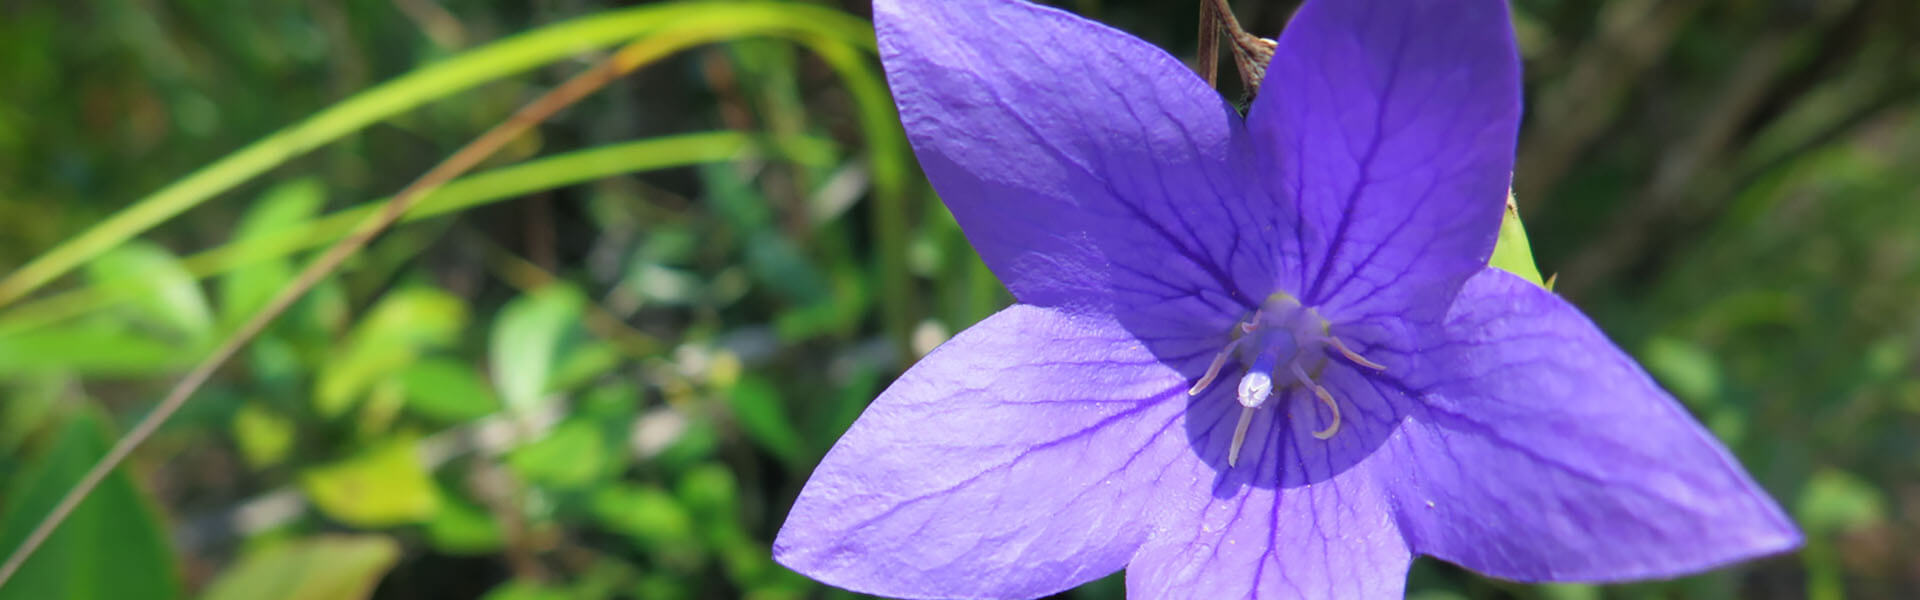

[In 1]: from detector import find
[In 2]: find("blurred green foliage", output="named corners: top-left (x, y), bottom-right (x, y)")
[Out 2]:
top-left (0, 0), bottom-right (1916, 599)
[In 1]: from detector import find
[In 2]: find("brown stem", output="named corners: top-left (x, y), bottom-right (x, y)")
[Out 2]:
top-left (1198, 0), bottom-right (1220, 88)
top-left (1199, 0), bottom-right (1277, 96)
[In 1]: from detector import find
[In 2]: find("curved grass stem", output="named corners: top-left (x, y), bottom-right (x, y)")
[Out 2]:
top-left (0, 1), bottom-right (873, 310)
top-left (0, 132), bottom-right (837, 337)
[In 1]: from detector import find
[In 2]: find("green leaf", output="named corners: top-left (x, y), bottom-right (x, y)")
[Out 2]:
top-left (506, 420), bottom-right (609, 490)
top-left (314, 287), bottom-right (467, 418)
top-left (397, 358), bottom-right (500, 423)
top-left (1536, 583), bottom-right (1602, 600)
top-left (423, 495), bottom-right (505, 555)
top-left (481, 581), bottom-right (573, 600)
top-left (549, 341), bottom-right (623, 394)
top-left (1641, 336), bottom-right (1723, 407)
top-left (85, 241), bottom-right (214, 342)
top-left (488, 286), bottom-right (585, 414)
top-left (298, 439), bottom-right (441, 527)
top-left (1796, 468), bottom-right (1885, 536)
top-left (0, 376), bottom-right (62, 456)
top-left (0, 320), bottom-right (194, 376)
top-left (232, 402), bottom-right (297, 469)
top-left (0, 412), bottom-right (180, 600)
top-left (199, 535), bottom-right (400, 600)
top-left (726, 375), bottom-right (804, 466)
top-left (219, 178), bottom-right (326, 327)
top-left (1490, 193), bottom-right (1547, 288)
top-left (590, 484), bottom-right (700, 565)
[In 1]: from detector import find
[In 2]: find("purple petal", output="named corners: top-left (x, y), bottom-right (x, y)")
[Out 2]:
top-left (875, 0), bottom-right (1291, 339)
top-left (774, 304), bottom-right (1194, 598)
top-left (1125, 395), bottom-right (1409, 599)
top-left (1247, 0), bottom-right (1521, 322)
top-left (1375, 268), bottom-right (1801, 580)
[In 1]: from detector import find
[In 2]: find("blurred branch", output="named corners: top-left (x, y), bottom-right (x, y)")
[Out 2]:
top-left (1514, 0), bottom-right (1707, 205)
top-left (799, 37), bottom-right (921, 359)
top-left (1556, 0), bottom-right (1918, 296)
top-left (392, 0), bottom-right (469, 49)
top-left (1555, 30), bottom-right (1797, 295)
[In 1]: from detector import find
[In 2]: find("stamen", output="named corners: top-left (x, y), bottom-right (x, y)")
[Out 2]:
top-left (1228, 407), bottom-right (1255, 467)
top-left (1188, 315), bottom-right (1262, 396)
top-left (1328, 336), bottom-right (1386, 371)
top-left (1187, 335), bottom-right (1244, 396)
top-left (1310, 384), bottom-right (1341, 440)
top-left (1291, 363), bottom-right (1342, 439)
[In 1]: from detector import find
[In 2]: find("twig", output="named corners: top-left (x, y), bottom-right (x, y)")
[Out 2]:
top-left (1199, 0), bottom-right (1277, 96)
top-left (0, 36), bottom-right (684, 590)
top-left (1198, 0), bottom-right (1220, 88)
top-left (1513, 0), bottom-right (1708, 205)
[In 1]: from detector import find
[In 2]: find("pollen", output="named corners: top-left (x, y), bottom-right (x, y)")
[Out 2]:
top-left (1187, 293), bottom-right (1384, 466)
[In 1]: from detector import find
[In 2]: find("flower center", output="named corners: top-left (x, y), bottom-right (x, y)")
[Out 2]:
top-left (1186, 293), bottom-right (1385, 466)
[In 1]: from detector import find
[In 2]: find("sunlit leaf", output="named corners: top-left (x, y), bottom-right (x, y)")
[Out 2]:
top-left (488, 285), bottom-right (585, 414)
top-left (299, 439), bottom-right (441, 527)
top-left (507, 419), bottom-right (609, 490)
top-left (0, 320), bottom-right (192, 376)
top-left (86, 241), bottom-right (213, 342)
top-left (219, 178), bottom-right (326, 327)
top-left (1490, 192), bottom-right (1546, 288)
top-left (397, 358), bottom-right (500, 423)
top-left (315, 287), bottom-right (467, 418)
top-left (232, 402), bottom-right (296, 469)
top-left (1796, 468), bottom-right (1886, 535)
top-left (199, 535), bottom-right (400, 600)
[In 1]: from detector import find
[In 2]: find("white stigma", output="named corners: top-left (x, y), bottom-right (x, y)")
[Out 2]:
top-left (1236, 367), bottom-right (1273, 409)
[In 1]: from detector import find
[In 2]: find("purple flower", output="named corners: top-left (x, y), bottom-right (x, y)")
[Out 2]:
top-left (773, 0), bottom-right (1802, 597)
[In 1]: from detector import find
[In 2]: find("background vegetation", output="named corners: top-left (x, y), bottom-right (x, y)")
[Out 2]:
top-left (0, 0), bottom-right (1915, 598)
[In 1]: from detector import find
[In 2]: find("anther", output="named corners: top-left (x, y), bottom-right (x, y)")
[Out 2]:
top-left (1328, 336), bottom-right (1386, 371)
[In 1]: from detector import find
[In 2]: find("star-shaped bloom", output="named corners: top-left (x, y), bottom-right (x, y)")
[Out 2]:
top-left (774, 0), bottom-right (1802, 597)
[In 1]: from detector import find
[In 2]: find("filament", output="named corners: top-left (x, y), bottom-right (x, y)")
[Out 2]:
top-left (1292, 363), bottom-right (1342, 439)
top-left (1328, 335), bottom-right (1386, 371)
top-left (1228, 407), bottom-right (1255, 467)
top-left (1188, 335), bottom-right (1244, 396)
